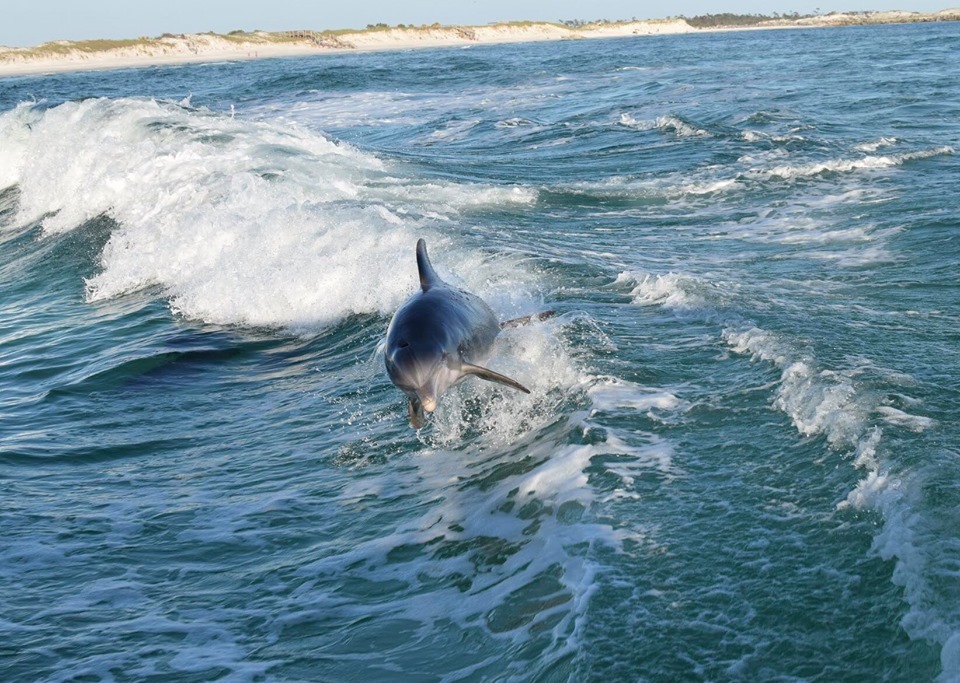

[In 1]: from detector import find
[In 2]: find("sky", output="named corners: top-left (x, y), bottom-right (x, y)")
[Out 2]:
top-left (1, 0), bottom-right (950, 47)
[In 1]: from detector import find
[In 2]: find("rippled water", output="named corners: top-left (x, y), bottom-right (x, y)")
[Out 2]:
top-left (2, 22), bottom-right (959, 682)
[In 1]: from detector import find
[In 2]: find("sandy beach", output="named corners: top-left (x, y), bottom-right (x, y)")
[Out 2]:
top-left (1, 10), bottom-right (959, 78)
top-left (0, 21), bottom-right (691, 78)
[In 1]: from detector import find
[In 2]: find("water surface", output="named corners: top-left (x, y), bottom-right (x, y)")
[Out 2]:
top-left (2, 22), bottom-right (958, 682)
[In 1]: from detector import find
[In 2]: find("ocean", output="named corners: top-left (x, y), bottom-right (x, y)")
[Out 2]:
top-left (1, 21), bottom-right (958, 682)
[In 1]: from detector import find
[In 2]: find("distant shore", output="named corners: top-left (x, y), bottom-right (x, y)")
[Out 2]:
top-left (2, 9), bottom-right (959, 79)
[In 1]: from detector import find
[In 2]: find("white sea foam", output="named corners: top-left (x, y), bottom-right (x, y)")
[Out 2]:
top-left (0, 98), bottom-right (536, 331)
top-left (495, 117), bottom-right (539, 129)
top-left (807, 244), bottom-right (897, 267)
top-left (725, 330), bottom-right (867, 448)
top-left (562, 173), bottom-right (741, 200)
top-left (756, 146), bottom-right (953, 181)
top-left (677, 178), bottom-right (741, 195)
top-left (617, 113), bottom-right (653, 130)
top-left (615, 270), bottom-right (726, 311)
top-left (737, 147), bottom-right (791, 166)
top-left (624, 272), bottom-right (702, 308)
top-left (706, 192), bottom-right (899, 267)
top-left (312, 317), bottom-right (682, 676)
top-left (876, 406), bottom-right (936, 432)
top-left (588, 378), bottom-right (686, 417)
top-left (422, 118), bottom-right (482, 143)
top-left (741, 130), bottom-right (807, 144)
top-left (721, 323), bottom-right (956, 672)
top-left (0, 95), bottom-right (689, 675)
top-left (298, 435), bottom-right (613, 671)
top-left (624, 267), bottom-right (953, 671)
top-left (260, 80), bottom-right (573, 132)
top-left (784, 225), bottom-right (873, 244)
top-left (654, 115), bottom-right (710, 137)
top-left (0, 102), bottom-right (38, 191)
top-left (618, 113), bottom-right (710, 137)
top-left (856, 137), bottom-right (898, 152)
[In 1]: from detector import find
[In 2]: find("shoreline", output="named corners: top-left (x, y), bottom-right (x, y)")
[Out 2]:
top-left (0, 21), bottom-right (694, 78)
top-left (2, 10), bottom-right (959, 79)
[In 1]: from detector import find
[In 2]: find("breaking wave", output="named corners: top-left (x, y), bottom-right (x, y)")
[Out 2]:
top-left (0, 98), bottom-right (537, 331)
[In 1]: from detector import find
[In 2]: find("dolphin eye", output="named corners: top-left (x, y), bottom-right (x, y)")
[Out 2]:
top-left (398, 340), bottom-right (409, 348)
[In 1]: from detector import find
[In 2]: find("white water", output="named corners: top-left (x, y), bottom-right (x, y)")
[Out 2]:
top-left (619, 266), bottom-right (959, 679)
top-left (0, 97), bottom-right (712, 680)
top-left (0, 98), bottom-right (538, 331)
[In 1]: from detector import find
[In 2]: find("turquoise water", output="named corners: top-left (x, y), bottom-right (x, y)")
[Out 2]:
top-left (2, 22), bottom-right (959, 682)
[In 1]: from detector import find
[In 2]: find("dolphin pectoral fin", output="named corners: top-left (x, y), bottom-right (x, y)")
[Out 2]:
top-left (462, 363), bottom-right (530, 394)
top-left (408, 397), bottom-right (426, 429)
top-left (499, 310), bottom-right (556, 329)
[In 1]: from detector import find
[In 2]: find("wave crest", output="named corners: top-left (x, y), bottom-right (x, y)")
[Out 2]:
top-left (0, 98), bottom-right (536, 330)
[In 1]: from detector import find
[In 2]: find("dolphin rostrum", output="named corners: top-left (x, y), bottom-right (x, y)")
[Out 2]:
top-left (384, 239), bottom-right (532, 428)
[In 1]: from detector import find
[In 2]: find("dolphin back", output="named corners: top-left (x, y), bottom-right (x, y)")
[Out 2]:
top-left (416, 239), bottom-right (442, 292)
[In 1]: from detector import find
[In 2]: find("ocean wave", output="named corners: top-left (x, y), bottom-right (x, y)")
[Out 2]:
top-left (720, 324), bottom-right (956, 669)
top-left (875, 405), bottom-right (936, 432)
top-left (740, 129), bottom-right (809, 144)
top-left (552, 174), bottom-right (741, 203)
top-left (722, 327), bottom-right (868, 448)
top-left (855, 137), bottom-right (898, 152)
top-left (0, 101), bottom-right (37, 190)
top-left (620, 265), bottom-right (954, 669)
top-left (755, 146), bottom-right (953, 181)
top-left (495, 117), bottom-right (541, 128)
top-left (549, 144), bottom-right (950, 207)
top-left (0, 97), bottom-right (701, 678)
top-left (615, 270), bottom-right (732, 311)
top-left (320, 315), bottom-right (685, 677)
top-left (421, 117), bottom-right (482, 143)
top-left (618, 113), bottom-right (712, 137)
top-left (0, 98), bottom-right (537, 331)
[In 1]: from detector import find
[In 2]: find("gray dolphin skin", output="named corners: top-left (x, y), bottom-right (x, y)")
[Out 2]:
top-left (384, 239), bottom-right (530, 428)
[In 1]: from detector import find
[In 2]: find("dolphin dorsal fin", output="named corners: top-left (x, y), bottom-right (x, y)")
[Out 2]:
top-left (416, 238), bottom-right (440, 291)
top-left (462, 363), bottom-right (531, 394)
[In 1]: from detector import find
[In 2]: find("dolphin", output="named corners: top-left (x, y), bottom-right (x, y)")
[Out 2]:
top-left (384, 239), bottom-right (532, 428)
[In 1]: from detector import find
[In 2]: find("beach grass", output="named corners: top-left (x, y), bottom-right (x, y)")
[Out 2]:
top-left (13, 38), bottom-right (163, 58)
top-left (489, 20), bottom-right (569, 29)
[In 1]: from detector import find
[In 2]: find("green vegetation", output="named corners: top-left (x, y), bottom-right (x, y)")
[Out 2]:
top-left (683, 12), bottom-right (813, 28)
top-left (493, 20), bottom-right (567, 29)
top-left (8, 37), bottom-right (163, 58)
top-left (71, 38), bottom-right (159, 51)
top-left (0, 31), bottom-right (283, 60)
top-left (323, 22), bottom-right (444, 36)
top-left (265, 33), bottom-right (309, 43)
top-left (558, 17), bottom-right (682, 29)
top-left (560, 18), bottom-right (636, 28)
top-left (217, 31), bottom-right (269, 44)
